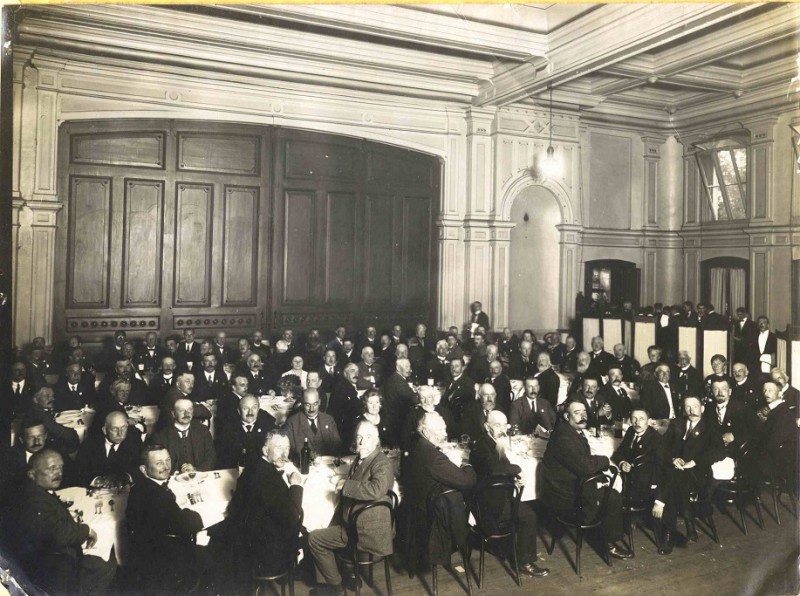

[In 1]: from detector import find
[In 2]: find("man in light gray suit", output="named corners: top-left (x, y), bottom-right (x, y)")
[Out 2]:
top-left (308, 420), bottom-right (394, 595)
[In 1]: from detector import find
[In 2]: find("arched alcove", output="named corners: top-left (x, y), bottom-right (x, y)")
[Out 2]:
top-left (508, 185), bottom-right (561, 331)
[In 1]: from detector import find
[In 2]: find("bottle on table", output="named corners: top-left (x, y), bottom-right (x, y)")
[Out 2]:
top-left (300, 437), bottom-right (311, 474)
top-left (614, 414), bottom-right (623, 439)
top-left (594, 404), bottom-right (602, 438)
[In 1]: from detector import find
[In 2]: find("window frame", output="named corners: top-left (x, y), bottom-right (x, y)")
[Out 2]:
top-left (693, 135), bottom-right (749, 223)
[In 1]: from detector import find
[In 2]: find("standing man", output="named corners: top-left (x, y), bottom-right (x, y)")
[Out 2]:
top-left (732, 308), bottom-right (758, 371)
top-left (440, 358), bottom-right (475, 426)
top-left (382, 358), bottom-right (418, 447)
top-left (308, 421), bottom-right (394, 595)
top-left (534, 352), bottom-right (561, 411)
top-left (752, 316), bottom-right (778, 375)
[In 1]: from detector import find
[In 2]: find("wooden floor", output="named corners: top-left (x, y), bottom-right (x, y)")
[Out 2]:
top-left (278, 493), bottom-right (800, 596)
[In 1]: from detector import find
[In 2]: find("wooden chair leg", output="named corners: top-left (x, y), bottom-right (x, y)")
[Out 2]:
top-left (546, 523), bottom-right (558, 555)
top-left (575, 528), bottom-right (583, 577)
top-left (773, 486), bottom-right (782, 525)
top-left (737, 493), bottom-right (748, 536)
top-left (384, 558), bottom-right (393, 596)
top-left (253, 581), bottom-right (260, 596)
top-left (626, 513), bottom-right (635, 556)
top-left (706, 512), bottom-right (719, 544)
top-left (280, 578), bottom-right (286, 596)
top-left (511, 533), bottom-right (521, 587)
top-left (478, 541), bottom-right (485, 589)
top-left (755, 494), bottom-right (765, 529)
top-left (432, 564), bottom-right (438, 596)
top-left (460, 549), bottom-right (474, 596)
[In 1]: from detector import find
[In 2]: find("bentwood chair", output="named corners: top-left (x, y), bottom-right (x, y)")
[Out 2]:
top-left (252, 509), bottom-right (304, 596)
top-left (335, 490), bottom-right (398, 596)
top-left (468, 477), bottom-right (523, 587)
top-left (620, 454), bottom-right (658, 554)
top-left (546, 469), bottom-right (619, 576)
top-left (761, 443), bottom-right (797, 526)
top-left (715, 444), bottom-right (764, 536)
top-left (428, 488), bottom-right (474, 596)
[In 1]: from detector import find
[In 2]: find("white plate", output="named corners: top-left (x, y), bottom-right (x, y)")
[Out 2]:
top-left (174, 471), bottom-right (208, 484)
top-left (56, 410), bottom-right (83, 419)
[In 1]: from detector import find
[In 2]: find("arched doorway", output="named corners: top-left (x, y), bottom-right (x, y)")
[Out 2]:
top-left (507, 185), bottom-right (561, 331)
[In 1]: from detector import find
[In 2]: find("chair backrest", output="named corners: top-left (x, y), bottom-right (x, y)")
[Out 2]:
top-left (471, 476), bottom-right (521, 535)
top-left (347, 497), bottom-right (394, 551)
top-left (577, 469), bottom-right (619, 526)
top-left (621, 453), bottom-right (650, 495)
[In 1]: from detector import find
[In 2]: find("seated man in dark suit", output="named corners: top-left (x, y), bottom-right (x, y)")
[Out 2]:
top-left (216, 395), bottom-right (276, 469)
top-left (27, 387), bottom-right (81, 456)
top-left (573, 377), bottom-right (613, 428)
top-left (403, 412), bottom-right (477, 576)
top-left (440, 358), bottom-right (475, 428)
top-left (156, 372), bottom-right (212, 431)
top-left (470, 410), bottom-right (549, 578)
top-left (308, 420), bottom-right (394, 595)
top-left (53, 362), bottom-right (97, 412)
top-left (562, 336), bottom-right (579, 373)
top-left (215, 374), bottom-right (251, 438)
top-left (97, 356), bottom-right (149, 405)
top-left (217, 431), bottom-right (304, 593)
top-left (8, 360), bottom-right (38, 419)
top-left (771, 368), bottom-right (800, 420)
top-left (318, 349), bottom-right (342, 397)
top-left (657, 397), bottom-right (725, 550)
top-left (466, 343), bottom-right (496, 384)
top-left (487, 359), bottom-right (512, 415)
top-left (424, 340), bottom-right (452, 387)
top-left (639, 346), bottom-right (665, 383)
top-left (508, 341), bottom-right (537, 381)
top-left (599, 367), bottom-right (634, 420)
top-left (704, 377), bottom-right (762, 458)
top-left (587, 336), bottom-right (615, 379)
top-left (151, 397), bottom-right (216, 472)
top-left (566, 352), bottom-right (595, 398)
top-left (328, 363), bottom-right (364, 446)
top-left (640, 364), bottom-right (680, 422)
top-left (611, 408), bottom-right (666, 552)
top-left (284, 388), bottom-right (342, 462)
top-left (149, 356), bottom-right (178, 406)
top-left (126, 444), bottom-right (206, 592)
top-left (731, 362), bottom-right (760, 410)
top-left (175, 328), bottom-right (202, 373)
top-left (76, 410), bottom-right (142, 487)
top-left (612, 343), bottom-right (640, 384)
top-left (241, 353), bottom-right (270, 396)
top-left (355, 346), bottom-right (384, 391)
top-left (534, 352), bottom-right (561, 411)
top-left (509, 376), bottom-right (556, 434)
top-left (672, 351), bottom-right (704, 401)
top-left (1, 449), bottom-right (116, 594)
top-left (540, 400), bottom-right (632, 559)
top-left (757, 380), bottom-right (798, 489)
top-left (460, 383), bottom-right (498, 443)
top-left (192, 353), bottom-right (230, 402)
top-left (134, 331), bottom-right (165, 375)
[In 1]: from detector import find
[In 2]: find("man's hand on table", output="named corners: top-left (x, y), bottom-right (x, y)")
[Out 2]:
top-left (289, 471), bottom-right (305, 487)
top-left (334, 478), bottom-right (346, 492)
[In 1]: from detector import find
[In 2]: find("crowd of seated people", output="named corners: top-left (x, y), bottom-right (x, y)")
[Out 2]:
top-left (0, 299), bottom-right (797, 594)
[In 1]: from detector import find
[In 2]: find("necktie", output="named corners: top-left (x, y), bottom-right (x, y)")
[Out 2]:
top-left (620, 388), bottom-right (628, 399)
top-left (632, 434), bottom-right (640, 447)
top-left (162, 481), bottom-right (176, 499)
top-left (245, 424), bottom-right (253, 433)
top-left (350, 458), bottom-right (361, 478)
top-left (14, 383), bottom-right (20, 396)
top-left (483, 409), bottom-right (488, 420)
top-left (718, 407), bottom-right (725, 424)
top-left (577, 430), bottom-right (590, 450)
top-left (310, 418), bottom-right (318, 435)
top-left (179, 429), bottom-right (188, 440)
top-left (684, 421), bottom-right (694, 440)
top-left (207, 374), bottom-right (213, 383)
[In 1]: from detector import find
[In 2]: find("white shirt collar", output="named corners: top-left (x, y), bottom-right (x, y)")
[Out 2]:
top-left (768, 399), bottom-right (784, 411)
top-left (174, 422), bottom-right (191, 433)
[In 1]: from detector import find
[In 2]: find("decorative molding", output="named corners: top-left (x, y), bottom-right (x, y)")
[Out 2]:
top-left (174, 315), bottom-right (257, 329)
top-left (67, 316), bottom-right (159, 331)
top-left (272, 312), bottom-right (351, 329)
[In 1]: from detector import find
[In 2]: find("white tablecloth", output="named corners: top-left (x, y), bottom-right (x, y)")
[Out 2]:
top-left (507, 433), bottom-right (622, 502)
top-left (258, 395), bottom-right (297, 425)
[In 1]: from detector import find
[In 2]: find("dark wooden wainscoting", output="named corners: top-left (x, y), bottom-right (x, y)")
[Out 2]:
top-left (53, 120), bottom-right (440, 343)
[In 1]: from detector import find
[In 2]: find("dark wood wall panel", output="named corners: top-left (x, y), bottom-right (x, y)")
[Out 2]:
top-left (283, 190), bottom-right (315, 303)
top-left (285, 140), bottom-right (356, 181)
top-left (71, 132), bottom-right (165, 169)
top-left (325, 192), bottom-right (357, 302)
top-left (364, 195), bottom-right (393, 303)
top-left (222, 185), bottom-right (259, 306)
top-left (174, 183), bottom-right (213, 306)
top-left (122, 178), bottom-right (163, 306)
top-left (178, 133), bottom-right (261, 176)
top-left (403, 196), bottom-right (432, 303)
top-left (68, 176), bottom-right (112, 307)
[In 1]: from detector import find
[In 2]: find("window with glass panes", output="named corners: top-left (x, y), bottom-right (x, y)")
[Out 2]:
top-left (694, 139), bottom-right (748, 221)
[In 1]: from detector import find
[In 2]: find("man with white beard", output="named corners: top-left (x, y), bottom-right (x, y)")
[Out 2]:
top-left (469, 410), bottom-right (549, 578)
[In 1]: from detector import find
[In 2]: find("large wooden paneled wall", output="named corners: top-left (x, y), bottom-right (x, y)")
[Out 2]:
top-left (54, 121), bottom-right (440, 342)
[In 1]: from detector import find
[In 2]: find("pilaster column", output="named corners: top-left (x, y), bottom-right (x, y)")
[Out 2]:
top-left (745, 117), bottom-right (779, 221)
top-left (641, 134), bottom-right (666, 229)
top-left (465, 107), bottom-right (496, 216)
top-left (463, 220), bottom-right (493, 327)
top-left (436, 218), bottom-right (466, 331)
top-left (13, 200), bottom-right (62, 345)
top-left (558, 224), bottom-right (582, 328)
top-left (489, 221), bottom-right (515, 329)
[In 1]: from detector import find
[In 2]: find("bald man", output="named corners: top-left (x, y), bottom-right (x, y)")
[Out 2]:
top-left (76, 410), bottom-right (142, 487)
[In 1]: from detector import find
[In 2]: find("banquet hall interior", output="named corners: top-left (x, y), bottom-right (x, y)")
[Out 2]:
top-left (1, 2), bottom-right (800, 595)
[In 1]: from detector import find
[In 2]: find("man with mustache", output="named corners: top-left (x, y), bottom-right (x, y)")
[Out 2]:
top-left (541, 400), bottom-right (632, 559)
top-left (219, 432), bottom-right (305, 592)
top-left (509, 376), bottom-right (556, 434)
top-left (2, 449), bottom-right (116, 594)
top-left (599, 367), bottom-right (634, 420)
top-left (470, 410), bottom-right (550, 578)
